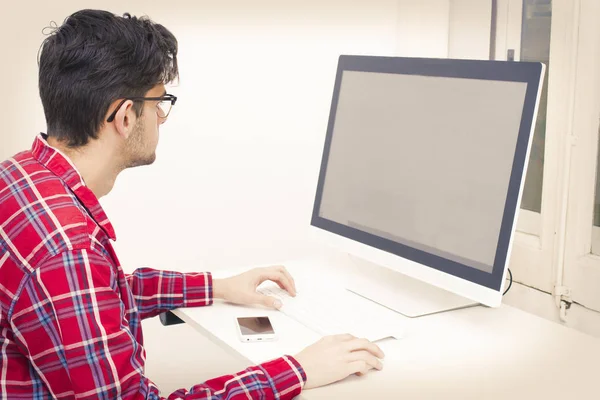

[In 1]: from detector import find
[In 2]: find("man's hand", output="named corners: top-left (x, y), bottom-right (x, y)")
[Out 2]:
top-left (213, 266), bottom-right (296, 309)
top-left (294, 334), bottom-right (385, 390)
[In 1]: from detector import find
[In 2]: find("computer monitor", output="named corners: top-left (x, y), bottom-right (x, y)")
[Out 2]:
top-left (311, 55), bottom-right (544, 316)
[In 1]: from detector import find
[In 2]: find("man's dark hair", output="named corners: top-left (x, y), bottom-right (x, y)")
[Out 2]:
top-left (38, 9), bottom-right (178, 147)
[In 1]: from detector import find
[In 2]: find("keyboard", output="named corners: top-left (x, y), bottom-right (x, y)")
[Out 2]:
top-left (258, 284), bottom-right (402, 342)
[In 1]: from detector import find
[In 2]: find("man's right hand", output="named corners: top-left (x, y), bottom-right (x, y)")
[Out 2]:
top-left (294, 334), bottom-right (385, 390)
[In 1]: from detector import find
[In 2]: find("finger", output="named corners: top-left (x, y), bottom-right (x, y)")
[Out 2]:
top-left (347, 360), bottom-right (372, 377)
top-left (261, 269), bottom-right (296, 296)
top-left (345, 338), bottom-right (385, 359)
top-left (347, 350), bottom-right (383, 371)
top-left (276, 265), bottom-right (295, 284)
top-left (277, 266), bottom-right (297, 296)
top-left (270, 267), bottom-right (295, 295)
top-left (250, 293), bottom-right (282, 309)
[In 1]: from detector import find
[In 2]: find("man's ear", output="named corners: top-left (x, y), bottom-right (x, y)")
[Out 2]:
top-left (112, 100), bottom-right (137, 140)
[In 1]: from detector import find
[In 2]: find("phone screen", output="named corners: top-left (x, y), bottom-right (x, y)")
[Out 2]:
top-left (237, 316), bottom-right (275, 336)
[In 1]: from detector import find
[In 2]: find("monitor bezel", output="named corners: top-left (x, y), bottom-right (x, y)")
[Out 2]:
top-left (311, 55), bottom-right (544, 294)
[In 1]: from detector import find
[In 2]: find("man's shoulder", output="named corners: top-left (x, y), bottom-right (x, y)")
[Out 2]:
top-left (0, 152), bottom-right (92, 269)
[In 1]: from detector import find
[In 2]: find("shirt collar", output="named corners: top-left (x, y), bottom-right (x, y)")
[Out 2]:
top-left (31, 134), bottom-right (117, 240)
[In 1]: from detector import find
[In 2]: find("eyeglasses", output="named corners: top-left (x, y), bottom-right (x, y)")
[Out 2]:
top-left (106, 94), bottom-right (178, 123)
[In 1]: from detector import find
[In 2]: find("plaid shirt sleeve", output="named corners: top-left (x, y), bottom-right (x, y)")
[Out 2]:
top-left (10, 248), bottom-right (306, 399)
top-left (126, 267), bottom-right (214, 320)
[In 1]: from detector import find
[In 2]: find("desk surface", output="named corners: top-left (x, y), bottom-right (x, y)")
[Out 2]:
top-left (173, 258), bottom-right (600, 400)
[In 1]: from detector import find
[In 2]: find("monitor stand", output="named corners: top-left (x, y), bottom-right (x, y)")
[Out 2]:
top-left (343, 254), bottom-right (480, 318)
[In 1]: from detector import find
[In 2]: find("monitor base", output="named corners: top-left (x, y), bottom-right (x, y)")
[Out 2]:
top-left (344, 255), bottom-right (480, 318)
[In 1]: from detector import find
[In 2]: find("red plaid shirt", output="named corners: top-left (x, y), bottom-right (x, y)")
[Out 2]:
top-left (0, 135), bottom-right (306, 399)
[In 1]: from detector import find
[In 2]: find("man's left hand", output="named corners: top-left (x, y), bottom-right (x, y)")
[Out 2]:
top-left (213, 266), bottom-right (297, 309)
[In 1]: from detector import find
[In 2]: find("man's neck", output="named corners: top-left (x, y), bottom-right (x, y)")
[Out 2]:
top-left (47, 136), bottom-right (122, 199)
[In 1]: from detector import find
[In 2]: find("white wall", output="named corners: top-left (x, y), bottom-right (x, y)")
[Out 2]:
top-left (395, 0), bottom-right (492, 59)
top-left (449, 0), bottom-right (493, 59)
top-left (396, 0), bottom-right (451, 57)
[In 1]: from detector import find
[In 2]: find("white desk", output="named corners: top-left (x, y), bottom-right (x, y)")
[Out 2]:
top-left (173, 258), bottom-right (600, 399)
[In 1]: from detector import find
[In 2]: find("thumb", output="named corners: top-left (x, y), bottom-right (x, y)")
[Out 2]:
top-left (252, 293), bottom-right (282, 309)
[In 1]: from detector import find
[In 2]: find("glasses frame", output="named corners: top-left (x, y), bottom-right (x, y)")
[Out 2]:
top-left (106, 94), bottom-right (178, 123)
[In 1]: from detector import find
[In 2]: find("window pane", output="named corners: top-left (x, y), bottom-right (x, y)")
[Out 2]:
top-left (520, 0), bottom-right (552, 213)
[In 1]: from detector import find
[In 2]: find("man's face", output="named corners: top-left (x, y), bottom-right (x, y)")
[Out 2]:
top-left (123, 84), bottom-right (167, 168)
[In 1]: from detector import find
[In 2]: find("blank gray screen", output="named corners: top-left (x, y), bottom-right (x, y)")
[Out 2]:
top-left (319, 71), bottom-right (527, 273)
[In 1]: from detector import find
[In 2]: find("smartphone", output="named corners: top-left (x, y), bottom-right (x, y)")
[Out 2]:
top-left (236, 316), bottom-right (277, 342)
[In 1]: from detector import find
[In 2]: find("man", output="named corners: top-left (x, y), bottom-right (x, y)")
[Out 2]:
top-left (0, 9), bottom-right (384, 399)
